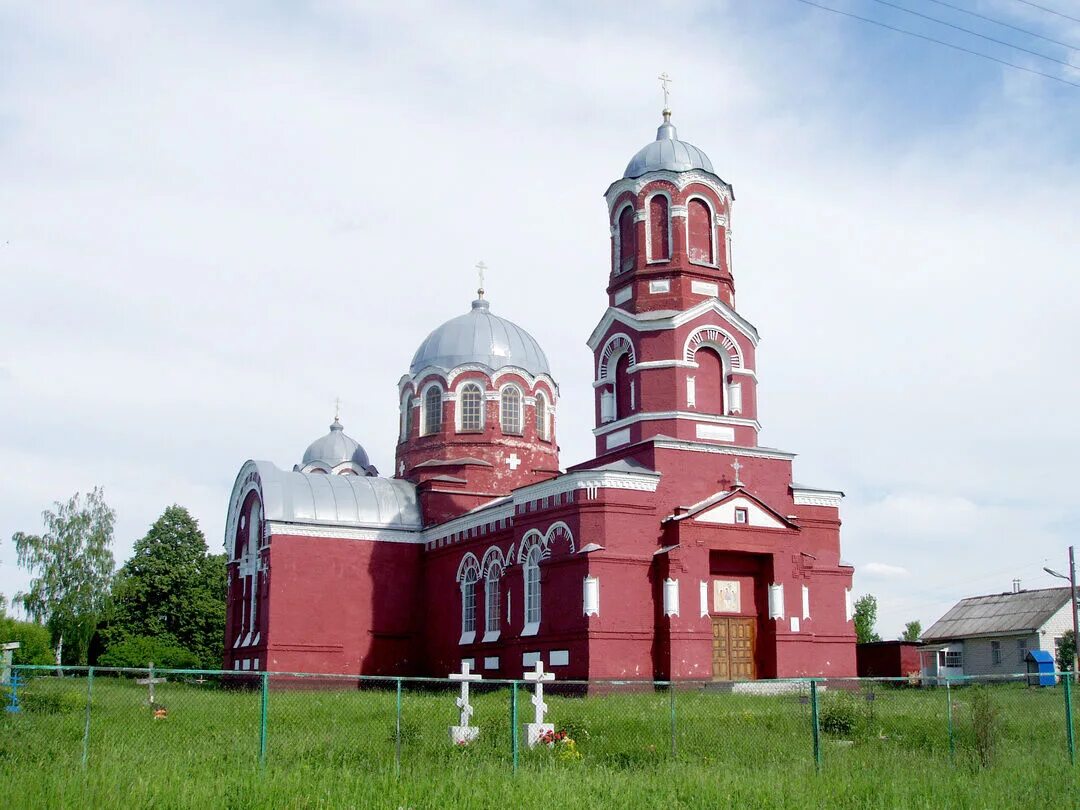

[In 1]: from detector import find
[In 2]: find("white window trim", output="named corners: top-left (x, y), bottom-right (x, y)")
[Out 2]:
top-left (456, 382), bottom-right (485, 432)
top-left (685, 194), bottom-right (718, 268)
top-left (499, 383), bottom-right (524, 435)
top-left (614, 201), bottom-right (637, 275)
top-left (645, 190), bottom-right (673, 263)
top-left (535, 391), bottom-right (550, 441)
top-left (420, 382), bottom-right (443, 436)
top-left (399, 390), bottom-right (413, 441)
top-left (523, 546), bottom-right (541, 636)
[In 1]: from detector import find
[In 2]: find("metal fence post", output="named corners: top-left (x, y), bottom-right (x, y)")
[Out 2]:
top-left (810, 679), bottom-right (822, 773)
top-left (395, 678), bottom-right (403, 778)
top-left (511, 681), bottom-right (519, 774)
top-left (81, 667), bottom-right (94, 771)
top-left (1065, 671), bottom-right (1075, 766)
top-left (259, 671), bottom-right (269, 769)
top-left (946, 679), bottom-right (955, 766)
top-left (669, 682), bottom-right (677, 758)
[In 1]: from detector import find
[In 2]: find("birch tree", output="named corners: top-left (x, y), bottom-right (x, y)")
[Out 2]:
top-left (13, 488), bottom-right (116, 666)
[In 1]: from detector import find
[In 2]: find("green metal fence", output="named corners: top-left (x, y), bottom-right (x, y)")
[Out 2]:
top-left (2, 665), bottom-right (1076, 776)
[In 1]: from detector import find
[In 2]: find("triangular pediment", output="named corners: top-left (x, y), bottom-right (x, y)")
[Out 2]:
top-left (587, 298), bottom-right (759, 351)
top-left (681, 488), bottom-right (796, 530)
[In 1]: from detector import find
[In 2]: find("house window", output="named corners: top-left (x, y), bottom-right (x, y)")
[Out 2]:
top-left (523, 545), bottom-right (541, 634)
top-left (535, 393), bottom-right (549, 441)
top-left (734, 507), bottom-right (748, 525)
top-left (461, 569), bottom-right (477, 640)
top-left (459, 384), bottom-right (484, 431)
top-left (500, 386), bottom-right (522, 434)
top-left (1017, 638), bottom-right (1029, 661)
top-left (991, 641), bottom-right (1001, 665)
top-left (945, 650), bottom-right (963, 668)
top-left (485, 566), bottom-right (501, 638)
top-left (423, 385), bottom-right (443, 435)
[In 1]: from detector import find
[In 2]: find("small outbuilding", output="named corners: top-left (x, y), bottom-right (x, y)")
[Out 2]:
top-left (1026, 650), bottom-right (1056, 687)
top-left (856, 641), bottom-right (922, 678)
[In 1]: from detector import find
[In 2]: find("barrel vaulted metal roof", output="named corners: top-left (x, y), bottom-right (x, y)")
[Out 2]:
top-left (252, 460), bottom-right (421, 530)
top-left (922, 587), bottom-right (1072, 641)
top-left (301, 418), bottom-right (371, 470)
top-left (409, 298), bottom-right (551, 377)
top-left (623, 111), bottom-right (715, 179)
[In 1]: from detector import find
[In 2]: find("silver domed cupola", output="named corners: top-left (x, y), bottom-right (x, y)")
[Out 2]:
top-left (409, 296), bottom-right (551, 377)
top-left (623, 110), bottom-right (715, 179)
top-left (299, 418), bottom-right (378, 476)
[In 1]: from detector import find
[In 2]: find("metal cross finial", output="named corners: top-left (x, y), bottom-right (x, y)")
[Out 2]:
top-left (658, 72), bottom-right (672, 110)
top-left (731, 458), bottom-right (743, 487)
top-left (476, 261), bottom-right (487, 299)
top-left (334, 397), bottom-right (341, 422)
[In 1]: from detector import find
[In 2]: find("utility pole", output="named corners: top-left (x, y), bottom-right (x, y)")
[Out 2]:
top-left (1044, 546), bottom-right (1080, 682)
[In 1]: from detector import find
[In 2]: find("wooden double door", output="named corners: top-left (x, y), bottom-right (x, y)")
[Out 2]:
top-left (712, 617), bottom-right (757, 681)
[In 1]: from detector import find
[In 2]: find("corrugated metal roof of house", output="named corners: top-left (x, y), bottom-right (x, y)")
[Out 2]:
top-left (923, 587), bottom-right (1072, 641)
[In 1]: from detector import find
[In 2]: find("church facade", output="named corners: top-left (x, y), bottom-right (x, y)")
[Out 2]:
top-left (223, 108), bottom-right (857, 681)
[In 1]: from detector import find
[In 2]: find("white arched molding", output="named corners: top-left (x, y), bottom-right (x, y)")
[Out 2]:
top-left (399, 389), bottom-right (414, 442)
top-left (516, 521), bottom-right (576, 563)
top-left (456, 552), bottom-right (481, 583)
top-left (612, 200), bottom-right (637, 276)
top-left (482, 548), bottom-right (504, 642)
top-left (480, 545), bottom-right (505, 575)
top-left (683, 326), bottom-right (743, 369)
top-left (498, 382), bottom-right (524, 436)
top-left (605, 171), bottom-right (733, 215)
top-left (455, 381), bottom-right (486, 432)
top-left (597, 333), bottom-right (636, 381)
top-left (685, 193), bottom-right (718, 267)
top-left (420, 381), bottom-right (444, 436)
top-left (644, 190), bottom-right (673, 264)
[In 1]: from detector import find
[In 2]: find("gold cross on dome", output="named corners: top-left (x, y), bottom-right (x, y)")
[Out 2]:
top-left (658, 72), bottom-right (672, 109)
top-left (476, 260), bottom-right (487, 299)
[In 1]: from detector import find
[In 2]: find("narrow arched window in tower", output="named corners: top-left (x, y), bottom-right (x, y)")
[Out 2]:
top-left (535, 392), bottom-right (548, 441)
top-left (614, 351), bottom-right (633, 421)
top-left (461, 568), bottom-right (478, 638)
top-left (459, 383), bottom-right (484, 431)
top-left (485, 564), bottom-right (501, 637)
top-left (423, 385), bottom-right (443, 435)
top-left (524, 545), bottom-right (542, 633)
top-left (400, 392), bottom-right (412, 442)
top-left (501, 386), bottom-right (522, 435)
top-left (649, 195), bottom-right (670, 261)
top-left (688, 198), bottom-right (714, 265)
top-left (618, 205), bottom-right (636, 274)
top-left (693, 346), bottom-right (726, 415)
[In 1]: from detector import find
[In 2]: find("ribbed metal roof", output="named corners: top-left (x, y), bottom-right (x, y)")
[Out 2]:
top-left (301, 418), bottom-right (371, 470)
top-left (923, 587), bottom-right (1072, 641)
top-left (252, 460), bottom-right (421, 530)
top-left (409, 298), bottom-right (551, 376)
top-left (623, 112), bottom-right (715, 179)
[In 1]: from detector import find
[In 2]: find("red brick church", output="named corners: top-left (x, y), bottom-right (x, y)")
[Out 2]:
top-left (223, 105), bottom-right (857, 681)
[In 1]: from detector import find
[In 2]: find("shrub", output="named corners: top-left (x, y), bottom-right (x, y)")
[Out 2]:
top-left (0, 617), bottom-right (53, 665)
top-left (818, 690), bottom-right (862, 737)
top-left (97, 635), bottom-right (200, 670)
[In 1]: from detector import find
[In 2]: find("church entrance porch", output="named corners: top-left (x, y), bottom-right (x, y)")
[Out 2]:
top-left (712, 617), bottom-right (756, 680)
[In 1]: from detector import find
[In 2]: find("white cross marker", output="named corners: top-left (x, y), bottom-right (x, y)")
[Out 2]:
top-left (449, 661), bottom-right (483, 729)
top-left (398, 460), bottom-right (406, 477)
top-left (524, 660), bottom-right (554, 725)
top-left (506, 453), bottom-right (521, 471)
top-left (135, 661), bottom-right (167, 704)
top-left (731, 458), bottom-right (743, 487)
top-left (658, 71), bottom-right (673, 109)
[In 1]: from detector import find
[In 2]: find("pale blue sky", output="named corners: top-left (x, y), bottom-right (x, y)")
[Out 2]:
top-left (1, 0), bottom-right (1078, 638)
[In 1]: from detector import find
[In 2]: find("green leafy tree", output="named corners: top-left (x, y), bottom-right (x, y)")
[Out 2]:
top-left (13, 488), bottom-right (116, 666)
top-left (1057, 630), bottom-right (1076, 673)
top-left (102, 506), bottom-right (226, 668)
top-left (97, 635), bottom-right (200, 669)
top-left (853, 594), bottom-right (881, 644)
top-left (0, 616), bottom-right (54, 665)
top-left (901, 620), bottom-right (922, 642)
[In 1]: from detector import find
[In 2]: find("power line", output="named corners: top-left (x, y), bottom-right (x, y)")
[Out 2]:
top-left (925, 0), bottom-right (1080, 53)
top-left (791, 0), bottom-right (1080, 89)
top-left (867, 0), bottom-right (1078, 69)
top-left (1010, 0), bottom-right (1080, 26)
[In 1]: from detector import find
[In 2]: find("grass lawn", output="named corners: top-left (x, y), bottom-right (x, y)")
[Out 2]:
top-left (1, 672), bottom-right (1076, 808)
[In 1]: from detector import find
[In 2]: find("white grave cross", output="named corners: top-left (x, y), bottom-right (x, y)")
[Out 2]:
top-left (523, 660), bottom-right (555, 747)
top-left (135, 661), bottom-right (168, 704)
top-left (506, 453), bottom-right (521, 471)
top-left (448, 661), bottom-right (482, 744)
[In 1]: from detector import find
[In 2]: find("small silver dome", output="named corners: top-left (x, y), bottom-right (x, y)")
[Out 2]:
top-left (410, 297), bottom-right (551, 377)
top-left (302, 418), bottom-right (372, 470)
top-left (623, 111), bottom-right (715, 179)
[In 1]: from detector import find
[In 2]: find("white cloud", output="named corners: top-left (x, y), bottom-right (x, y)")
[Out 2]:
top-left (861, 563), bottom-right (909, 579)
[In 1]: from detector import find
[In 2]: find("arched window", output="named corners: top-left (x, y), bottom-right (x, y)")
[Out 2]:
top-left (523, 545), bottom-right (541, 633)
top-left (649, 194), bottom-right (670, 261)
top-left (692, 346), bottom-right (726, 415)
top-left (485, 564), bottom-right (501, 638)
top-left (461, 567), bottom-right (478, 639)
top-left (614, 351), bottom-right (633, 421)
top-left (617, 205), bottom-right (636, 274)
top-left (400, 392), bottom-right (412, 442)
top-left (459, 383), bottom-right (484, 431)
top-left (535, 392), bottom-right (549, 441)
top-left (423, 385), bottom-right (443, 435)
top-left (500, 386), bottom-right (522, 435)
top-left (688, 198), bottom-right (714, 265)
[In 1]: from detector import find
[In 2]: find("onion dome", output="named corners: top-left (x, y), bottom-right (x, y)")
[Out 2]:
top-left (409, 296), bottom-right (551, 377)
top-left (623, 110), bottom-right (714, 179)
top-left (301, 418), bottom-right (372, 470)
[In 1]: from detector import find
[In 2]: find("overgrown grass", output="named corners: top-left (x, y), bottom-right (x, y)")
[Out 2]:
top-left (1, 673), bottom-right (1076, 808)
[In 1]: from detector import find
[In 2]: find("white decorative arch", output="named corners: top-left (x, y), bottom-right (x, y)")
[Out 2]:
top-left (684, 325), bottom-right (743, 370)
top-left (515, 522), bottom-right (576, 562)
top-left (517, 529), bottom-right (545, 563)
top-left (597, 333), bottom-right (636, 381)
top-left (480, 545), bottom-right (505, 576)
top-left (455, 552), bottom-right (481, 583)
top-left (544, 521), bottom-right (576, 555)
